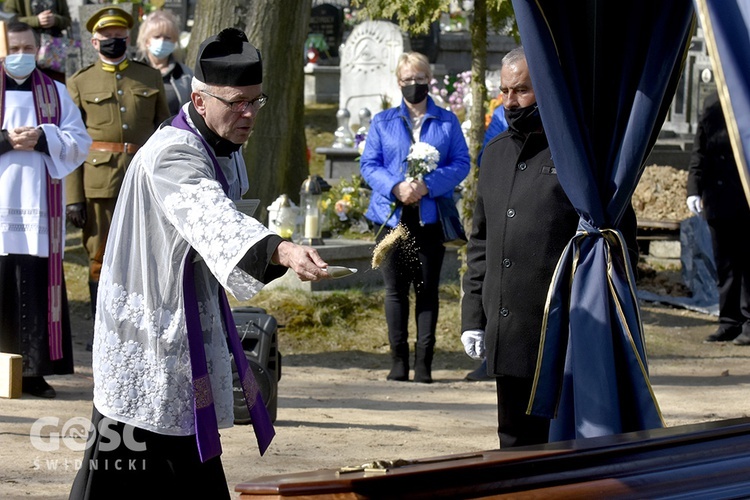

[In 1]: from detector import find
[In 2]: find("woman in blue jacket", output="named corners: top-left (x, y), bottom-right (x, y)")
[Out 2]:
top-left (360, 52), bottom-right (470, 383)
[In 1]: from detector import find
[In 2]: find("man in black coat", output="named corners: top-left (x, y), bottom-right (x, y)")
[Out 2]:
top-left (687, 91), bottom-right (750, 345)
top-left (460, 47), bottom-right (580, 447)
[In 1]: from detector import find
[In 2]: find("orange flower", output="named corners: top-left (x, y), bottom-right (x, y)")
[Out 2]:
top-left (335, 199), bottom-right (351, 215)
top-left (484, 95), bottom-right (504, 129)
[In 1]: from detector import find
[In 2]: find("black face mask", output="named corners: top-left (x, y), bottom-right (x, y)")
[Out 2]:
top-left (505, 103), bottom-right (542, 136)
top-left (401, 83), bottom-right (429, 104)
top-left (98, 38), bottom-right (128, 59)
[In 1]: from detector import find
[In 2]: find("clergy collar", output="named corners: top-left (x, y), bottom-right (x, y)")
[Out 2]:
top-left (100, 58), bottom-right (129, 73)
top-left (5, 74), bottom-right (32, 90)
top-left (188, 103), bottom-right (243, 157)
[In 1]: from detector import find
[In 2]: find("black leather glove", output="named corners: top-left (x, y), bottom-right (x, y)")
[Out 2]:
top-left (66, 202), bottom-right (87, 229)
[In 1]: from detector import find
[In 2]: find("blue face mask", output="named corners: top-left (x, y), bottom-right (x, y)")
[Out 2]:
top-left (148, 38), bottom-right (176, 59)
top-left (4, 53), bottom-right (37, 79)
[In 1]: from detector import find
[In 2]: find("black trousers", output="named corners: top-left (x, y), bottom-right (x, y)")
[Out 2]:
top-left (377, 205), bottom-right (445, 350)
top-left (708, 217), bottom-right (750, 333)
top-left (69, 406), bottom-right (230, 500)
top-left (496, 376), bottom-right (550, 448)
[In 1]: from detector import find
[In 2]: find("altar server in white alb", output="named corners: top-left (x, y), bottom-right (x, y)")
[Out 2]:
top-left (69, 28), bottom-right (330, 499)
top-left (0, 21), bottom-right (91, 399)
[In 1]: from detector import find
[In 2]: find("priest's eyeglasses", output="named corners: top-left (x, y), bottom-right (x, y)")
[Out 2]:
top-left (200, 90), bottom-right (268, 113)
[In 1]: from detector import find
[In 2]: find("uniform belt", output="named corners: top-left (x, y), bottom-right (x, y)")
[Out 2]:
top-left (90, 141), bottom-right (140, 154)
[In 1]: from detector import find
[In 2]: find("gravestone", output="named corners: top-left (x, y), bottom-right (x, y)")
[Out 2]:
top-left (409, 20), bottom-right (440, 63)
top-left (339, 20), bottom-right (409, 130)
top-left (660, 24), bottom-right (713, 136)
top-left (65, 0), bottom-right (86, 22)
top-left (308, 3), bottom-right (344, 61)
top-left (313, 0), bottom-right (348, 6)
top-left (163, 0), bottom-right (190, 32)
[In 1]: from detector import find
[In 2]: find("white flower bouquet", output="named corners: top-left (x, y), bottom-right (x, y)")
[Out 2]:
top-left (374, 142), bottom-right (441, 241)
top-left (405, 142), bottom-right (439, 182)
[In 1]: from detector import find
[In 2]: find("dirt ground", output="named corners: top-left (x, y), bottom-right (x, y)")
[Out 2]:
top-left (1, 297), bottom-right (750, 499)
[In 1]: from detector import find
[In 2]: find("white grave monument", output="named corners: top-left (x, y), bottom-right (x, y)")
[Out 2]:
top-left (339, 21), bottom-right (410, 131)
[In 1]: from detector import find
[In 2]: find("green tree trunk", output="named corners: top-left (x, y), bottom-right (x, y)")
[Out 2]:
top-left (188, 0), bottom-right (313, 220)
top-left (462, 0), bottom-right (488, 240)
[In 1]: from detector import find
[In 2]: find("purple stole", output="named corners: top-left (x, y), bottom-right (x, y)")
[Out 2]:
top-left (0, 68), bottom-right (64, 361)
top-left (171, 109), bottom-right (275, 462)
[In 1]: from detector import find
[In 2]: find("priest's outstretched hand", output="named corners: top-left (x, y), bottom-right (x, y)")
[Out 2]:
top-left (273, 240), bottom-right (330, 281)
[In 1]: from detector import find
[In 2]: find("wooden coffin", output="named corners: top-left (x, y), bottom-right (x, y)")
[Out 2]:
top-left (236, 417), bottom-right (750, 499)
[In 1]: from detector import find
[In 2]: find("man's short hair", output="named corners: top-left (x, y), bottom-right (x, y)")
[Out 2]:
top-left (502, 46), bottom-right (526, 68)
top-left (191, 76), bottom-right (210, 93)
top-left (6, 21), bottom-right (39, 45)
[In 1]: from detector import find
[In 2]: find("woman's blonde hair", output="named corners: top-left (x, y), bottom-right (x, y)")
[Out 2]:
top-left (136, 9), bottom-right (182, 60)
top-left (396, 52), bottom-right (432, 81)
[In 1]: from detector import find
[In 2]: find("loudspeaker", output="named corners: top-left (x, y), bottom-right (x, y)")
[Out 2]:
top-left (230, 307), bottom-right (281, 424)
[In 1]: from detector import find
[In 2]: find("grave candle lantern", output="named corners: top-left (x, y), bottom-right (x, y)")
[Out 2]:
top-left (300, 175), bottom-right (324, 246)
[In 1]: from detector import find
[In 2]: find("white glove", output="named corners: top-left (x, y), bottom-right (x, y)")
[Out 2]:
top-left (687, 195), bottom-right (703, 216)
top-left (461, 329), bottom-right (485, 360)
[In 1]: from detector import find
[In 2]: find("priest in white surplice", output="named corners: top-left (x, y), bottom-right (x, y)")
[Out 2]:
top-left (0, 22), bottom-right (91, 399)
top-left (70, 28), bottom-right (330, 500)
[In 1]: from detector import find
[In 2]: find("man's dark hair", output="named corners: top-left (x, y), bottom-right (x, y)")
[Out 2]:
top-left (6, 21), bottom-right (40, 46)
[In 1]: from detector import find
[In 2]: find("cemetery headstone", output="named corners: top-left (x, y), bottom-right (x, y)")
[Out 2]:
top-left (163, 0), bottom-right (190, 32)
top-left (339, 20), bottom-right (409, 130)
top-left (312, 0), bottom-right (348, 6)
top-left (696, 67), bottom-right (717, 119)
top-left (308, 3), bottom-right (344, 61)
top-left (409, 20), bottom-right (440, 63)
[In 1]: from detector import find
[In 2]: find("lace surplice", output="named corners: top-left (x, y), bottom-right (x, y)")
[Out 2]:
top-left (92, 117), bottom-right (273, 435)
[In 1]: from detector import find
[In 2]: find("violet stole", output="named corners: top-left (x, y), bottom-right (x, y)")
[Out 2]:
top-left (172, 109), bottom-right (275, 462)
top-left (0, 67), bottom-right (64, 360)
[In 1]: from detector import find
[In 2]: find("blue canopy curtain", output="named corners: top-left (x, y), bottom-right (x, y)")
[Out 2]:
top-left (693, 0), bottom-right (750, 208)
top-left (509, 0), bottom-right (695, 441)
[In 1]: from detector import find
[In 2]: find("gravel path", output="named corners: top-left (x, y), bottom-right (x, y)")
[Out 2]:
top-left (1, 303), bottom-right (749, 499)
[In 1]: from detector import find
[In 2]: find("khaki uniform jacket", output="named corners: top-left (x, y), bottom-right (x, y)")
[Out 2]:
top-left (65, 59), bottom-right (170, 202)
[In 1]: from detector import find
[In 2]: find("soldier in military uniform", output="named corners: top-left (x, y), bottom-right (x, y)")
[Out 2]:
top-left (65, 6), bottom-right (170, 322)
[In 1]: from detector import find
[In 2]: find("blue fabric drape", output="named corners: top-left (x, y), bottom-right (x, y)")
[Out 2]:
top-left (511, 0), bottom-right (695, 441)
top-left (693, 0), bottom-right (750, 207)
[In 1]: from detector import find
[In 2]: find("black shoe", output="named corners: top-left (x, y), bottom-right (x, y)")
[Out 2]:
top-left (732, 331), bottom-right (750, 346)
top-left (413, 364), bottom-right (433, 384)
top-left (465, 363), bottom-right (493, 382)
top-left (704, 327), bottom-right (741, 343)
top-left (387, 365), bottom-right (409, 381)
top-left (386, 356), bottom-right (409, 381)
top-left (387, 344), bottom-right (409, 381)
top-left (22, 377), bottom-right (56, 398)
top-left (413, 346), bottom-right (433, 384)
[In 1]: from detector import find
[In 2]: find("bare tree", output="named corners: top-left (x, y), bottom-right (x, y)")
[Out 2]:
top-left (188, 0), bottom-right (313, 218)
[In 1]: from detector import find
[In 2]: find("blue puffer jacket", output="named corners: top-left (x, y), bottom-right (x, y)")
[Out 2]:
top-left (360, 96), bottom-right (470, 227)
